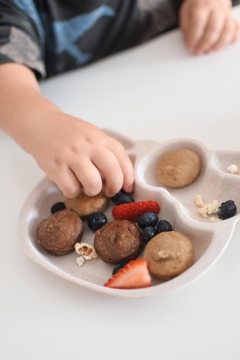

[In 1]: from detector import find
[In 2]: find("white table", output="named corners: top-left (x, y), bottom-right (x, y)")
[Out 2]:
top-left (1, 7), bottom-right (240, 360)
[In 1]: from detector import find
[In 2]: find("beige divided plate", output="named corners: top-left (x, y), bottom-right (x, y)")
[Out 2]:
top-left (17, 131), bottom-right (240, 298)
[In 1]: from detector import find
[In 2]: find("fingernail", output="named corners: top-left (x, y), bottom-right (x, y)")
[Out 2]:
top-left (195, 48), bottom-right (203, 55)
top-left (124, 184), bottom-right (134, 194)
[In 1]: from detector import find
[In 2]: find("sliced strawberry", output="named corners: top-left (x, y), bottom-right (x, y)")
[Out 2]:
top-left (104, 259), bottom-right (152, 289)
top-left (112, 200), bottom-right (160, 222)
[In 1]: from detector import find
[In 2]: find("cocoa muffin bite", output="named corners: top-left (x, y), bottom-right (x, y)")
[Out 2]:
top-left (65, 188), bottom-right (109, 219)
top-left (36, 209), bottom-right (84, 255)
top-left (143, 231), bottom-right (194, 280)
top-left (94, 220), bottom-right (143, 264)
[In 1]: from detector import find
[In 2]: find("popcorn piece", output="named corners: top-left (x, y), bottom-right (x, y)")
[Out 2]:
top-left (209, 217), bottom-right (222, 223)
top-left (198, 204), bottom-right (208, 217)
top-left (207, 202), bottom-right (219, 215)
top-left (227, 164), bottom-right (239, 174)
top-left (195, 195), bottom-right (220, 219)
top-left (76, 256), bottom-right (85, 266)
top-left (195, 195), bottom-right (205, 207)
top-left (75, 242), bottom-right (98, 260)
top-left (212, 200), bottom-right (220, 208)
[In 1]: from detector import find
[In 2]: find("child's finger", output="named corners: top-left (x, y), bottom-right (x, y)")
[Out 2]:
top-left (120, 155), bottom-right (135, 194)
top-left (211, 18), bottom-right (237, 51)
top-left (180, 6), bottom-right (209, 51)
top-left (50, 167), bottom-right (82, 198)
top-left (90, 147), bottom-right (124, 197)
top-left (194, 12), bottom-right (225, 53)
top-left (235, 22), bottom-right (240, 41)
top-left (70, 156), bottom-right (104, 196)
top-left (179, 3), bottom-right (190, 35)
top-left (109, 141), bottom-right (134, 194)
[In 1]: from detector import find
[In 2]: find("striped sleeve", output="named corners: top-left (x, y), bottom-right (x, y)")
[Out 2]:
top-left (0, 0), bottom-right (46, 79)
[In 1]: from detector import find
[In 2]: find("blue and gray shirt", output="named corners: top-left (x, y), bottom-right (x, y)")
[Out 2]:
top-left (0, 0), bottom-right (238, 80)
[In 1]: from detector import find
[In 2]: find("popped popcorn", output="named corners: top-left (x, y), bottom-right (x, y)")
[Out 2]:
top-left (75, 242), bottom-right (98, 266)
top-left (198, 204), bottom-right (208, 217)
top-left (209, 217), bottom-right (222, 223)
top-left (195, 194), bottom-right (205, 207)
top-left (76, 256), bottom-right (85, 267)
top-left (195, 195), bottom-right (220, 220)
top-left (207, 201), bottom-right (220, 215)
top-left (212, 200), bottom-right (220, 208)
top-left (227, 164), bottom-right (239, 174)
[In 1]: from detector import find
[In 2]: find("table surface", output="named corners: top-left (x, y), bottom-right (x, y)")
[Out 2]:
top-left (2, 6), bottom-right (240, 360)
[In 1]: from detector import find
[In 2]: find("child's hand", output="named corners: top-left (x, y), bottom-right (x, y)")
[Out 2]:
top-left (179, 0), bottom-right (240, 54)
top-left (30, 112), bottom-right (134, 198)
top-left (0, 63), bottom-right (134, 199)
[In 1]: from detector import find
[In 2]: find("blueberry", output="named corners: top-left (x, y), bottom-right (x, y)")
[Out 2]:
top-left (112, 262), bottom-right (128, 275)
top-left (87, 212), bottom-right (107, 231)
top-left (218, 200), bottom-right (237, 220)
top-left (137, 212), bottom-right (159, 229)
top-left (142, 226), bottom-right (157, 244)
top-left (110, 189), bottom-right (126, 204)
top-left (116, 193), bottom-right (135, 205)
top-left (51, 202), bottom-right (66, 214)
top-left (111, 189), bottom-right (135, 205)
top-left (157, 220), bottom-right (173, 233)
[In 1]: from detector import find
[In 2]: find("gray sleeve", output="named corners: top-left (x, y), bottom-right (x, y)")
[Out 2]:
top-left (0, 0), bottom-right (46, 79)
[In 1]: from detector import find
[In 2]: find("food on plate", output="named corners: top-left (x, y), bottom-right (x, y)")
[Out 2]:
top-left (143, 231), bottom-right (194, 281)
top-left (50, 201), bottom-right (66, 214)
top-left (65, 188), bottom-right (109, 218)
top-left (137, 212), bottom-right (173, 244)
top-left (94, 220), bottom-right (143, 264)
top-left (87, 212), bottom-right (108, 231)
top-left (156, 219), bottom-right (173, 233)
top-left (195, 194), bottom-right (220, 218)
top-left (104, 259), bottom-right (152, 289)
top-left (218, 200), bottom-right (237, 220)
top-left (156, 148), bottom-right (201, 188)
top-left (110, 189), bottom-right (135, 205)
top-left (141, 226), bottom-right (158, 244)
top-left (227, 164), bottom-right (239, 174)
top-left (75, 242), bottom-right (98, 266)
top-left (195, 195), bottom-right (237, 221)
top-left (112, 200), bottom-right (160, 222)
top-left (112, 261), bottom-right (129, 275)
top-left (36, 209), bottom-right (83, 255)
top-left (36, 174), bottom-right (202, 288)
top-left (137, 212), bottom-right (159, 229)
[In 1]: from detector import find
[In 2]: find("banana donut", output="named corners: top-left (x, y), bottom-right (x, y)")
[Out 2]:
top-left (65, 188), bottom-right (109, 219)
top-left (143, 231), bottom-right (194, 281)
top-left (156, 148), bottom-right (201, 188)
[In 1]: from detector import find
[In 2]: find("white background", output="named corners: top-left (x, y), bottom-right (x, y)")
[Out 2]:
top-left (1, 6), bottom-right (240, 360)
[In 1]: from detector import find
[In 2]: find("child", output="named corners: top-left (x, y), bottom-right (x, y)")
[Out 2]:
top-left (0, 0), bottom-right (239, 198)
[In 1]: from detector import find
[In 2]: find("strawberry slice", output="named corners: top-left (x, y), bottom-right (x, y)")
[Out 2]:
top-left (104, 259), bottom-right (152, 289)
top-left (112, 200), bottom-right (160, 222)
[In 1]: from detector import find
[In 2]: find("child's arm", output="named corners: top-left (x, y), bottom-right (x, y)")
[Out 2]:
top-left (0, 63), bottom-right (134, 198)
top-left (179, 0), bottom-right (240, 54)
